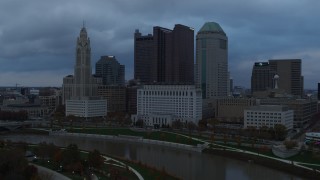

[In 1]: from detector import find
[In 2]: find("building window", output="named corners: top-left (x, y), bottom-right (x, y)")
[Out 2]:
top-left (219, 39), bottom-right (227, 49)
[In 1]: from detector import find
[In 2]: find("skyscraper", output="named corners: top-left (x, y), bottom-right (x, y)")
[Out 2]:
top-left (134, 30), bottom-right (154, 83)
top-left (62, 26), bottom-right (106, 118)
top-left (196, 22), bottom-right (228, 99)
top-left (172, 24), bottom-right (194, 83)
top-left (73, 27), bottom-right (98, 97)
top-left (251, 62), bottom-right (275, 93)
top-left (318, 83), bottom-right (320, 100)
top-left (63, 27), bottom-right (100, 102)
top-left (251, 59), bottom-right (303, 97)
top-left (134, 24), bottom-right (194, 84)
top-left (269, 59), bottom-right (303, 97)
top-left (95, 56), bottom-right (125, 86)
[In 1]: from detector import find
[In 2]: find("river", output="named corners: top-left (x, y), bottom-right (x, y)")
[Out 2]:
top-left (0, 134), bottom-right (305, 180)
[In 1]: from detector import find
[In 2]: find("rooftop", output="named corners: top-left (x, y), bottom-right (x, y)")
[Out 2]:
top-left (198, 22), bottom-right (226, 35)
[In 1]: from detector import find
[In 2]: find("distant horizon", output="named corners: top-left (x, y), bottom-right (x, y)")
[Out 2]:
top-left (0, 86), bottom-right (318, 92)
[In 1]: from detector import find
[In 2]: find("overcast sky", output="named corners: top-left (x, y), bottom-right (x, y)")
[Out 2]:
top-left (0, 0), bottom-right (319, 89)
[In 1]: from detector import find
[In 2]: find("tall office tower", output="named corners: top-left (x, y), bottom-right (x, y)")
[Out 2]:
top-left (318, 83), bottom-right (320, 100)
top-left (134, 24), bottom-right (194, 84)
top-left (63, 27), bottom-right (100, 102)
top-left (196, 22), bottom-right (228, 99)
top-left (95, 56), bottom-right (125, 86)
top-left (269, 59), bottom-right (303, 97)
top-left (72, 27), bottom-right (99, 97)
top-left (62, 26), bottom-right (106, 118)
top-left (152, 26), bottom-right (173, 83)
top-left (251, 62), bottom-right (275, 93)
top-left (134, 30), bottom-right (154, 83)
top-left (172, 24), bottom-right (194, 83)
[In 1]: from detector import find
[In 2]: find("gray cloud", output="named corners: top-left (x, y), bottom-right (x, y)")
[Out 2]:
top-left (0, 0), bottom-right (319, 88)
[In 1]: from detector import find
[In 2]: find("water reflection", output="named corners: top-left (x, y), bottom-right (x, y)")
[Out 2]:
top-left (1, 135), bottom-right (304, 180)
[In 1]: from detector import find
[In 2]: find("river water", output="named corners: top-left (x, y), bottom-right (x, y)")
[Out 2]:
top-left (1, 134), bottom-right (305, 180)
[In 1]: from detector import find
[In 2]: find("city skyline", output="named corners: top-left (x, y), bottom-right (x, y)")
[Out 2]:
top-left (0, 0), bottom-right (319, 89)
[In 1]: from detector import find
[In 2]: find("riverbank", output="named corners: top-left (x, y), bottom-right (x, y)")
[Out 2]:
top-left (204, 148), bottom-right (319, 180)
top-left (50, 131), bottom-right (206, 152)
top-left (1, 133), bottom-right (309, 180)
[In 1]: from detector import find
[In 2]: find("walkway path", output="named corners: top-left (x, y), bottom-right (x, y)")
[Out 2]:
top-left (165, 131), bottom-right (320, 173)
top-left (79, 150), bottom-right (144, 180)
top-left (102, 155), bottom-right (144, 180)
top-left (31, 163), bottom-right (71, 180)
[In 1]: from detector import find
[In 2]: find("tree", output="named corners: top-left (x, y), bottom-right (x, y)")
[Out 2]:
top-left (187, 121), bottom-right (196, 134)
top-left (87, 149), bottom-right (104, 170)
top-left (135, 119), bottom-right (145, 128)
top-left (236, 136), bottom-right (242, 147)
top-left (207, 118), bottom-right (219, 133)
top-left (223, 134), bottom-right (228, 145)
top-left (0, 148), bottom-right (39, 179)
top-left (61, 144), bottom-right (82, 172)
top-left (283, 140), bottom-right (298, 150)
top-left (259, 125), bottom-right (270, 139)
top-left (171, 120), bottom-right (182, 130)
top-left (274, 124), bottom-right (287, 140)
top-left (247, 126), bottom-right (257, 138)
top-left (198, 119), bottom-right (207, 130)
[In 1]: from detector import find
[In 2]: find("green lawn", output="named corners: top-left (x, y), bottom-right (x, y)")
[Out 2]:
top-left (34, 160), bottom-right (84, 180)
top-left (111, 157), bottom-right (180, 180)
top-left (288, 151), bottom-right (320, 165)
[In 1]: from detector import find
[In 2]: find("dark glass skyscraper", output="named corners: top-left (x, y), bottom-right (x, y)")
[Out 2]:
top-left (318, 83), bottom-right (320, 100)
top-left (95, 56), bottom-right (125, 86)
top-left (134, 30), bottom-right (154, 83)
top-left (251, 62), bottom-right (275, 93)
top-left (134, 24), bottom-right (194, 84)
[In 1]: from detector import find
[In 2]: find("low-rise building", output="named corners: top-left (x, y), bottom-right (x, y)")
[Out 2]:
top-left (259, 98), bottom-right (317, 128)
top-left (1, 104), bottom-right (49, 119)
top-left (244, 105), bottom-right (293, 129)
top-left (132, 84), bottom-right (202, 127)
top-left (215, 98), bottom-right (257, 122)
top-left (66, 97), bottom-right (107, 118)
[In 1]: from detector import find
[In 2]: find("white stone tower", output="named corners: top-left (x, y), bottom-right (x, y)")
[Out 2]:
top-left (73, 26), bottom-right (96, 97)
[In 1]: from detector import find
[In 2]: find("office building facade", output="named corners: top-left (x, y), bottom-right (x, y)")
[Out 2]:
top-left (132, 85), bottom-right (202, 126)
top-left (268, 59), bottom-right (303, 97)
top-left (259, 98), bottom-right (317, 128)
top-left (244, 105), bottom-right (293, 130)
top-left (97, 85), bottom-right (126, 113)
top-left (65, 97), bottom-right (107, 118)
top-left (134, 24), bottom-right (194, 84)
top-left (196, 22), bottom-right (228, 99)
top-left (96, 56), bottom-right (125, 86)
top-left (251, 62), bottom-right (275, 93)
top-left (318, 83), bottom-right (320, 100)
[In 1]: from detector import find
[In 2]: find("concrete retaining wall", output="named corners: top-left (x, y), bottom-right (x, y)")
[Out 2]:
top-left (50, 132), bottom-right (203, 152)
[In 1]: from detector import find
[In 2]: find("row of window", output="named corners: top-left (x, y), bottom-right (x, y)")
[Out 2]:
top-left (139, 90), bottom-right (193, 96)
top-left (246, 119), bottom-right (282, 122)
top-left (247, 112), bottom-right (282, 115)
top-left (246, 116), bottom-right (281, 118)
